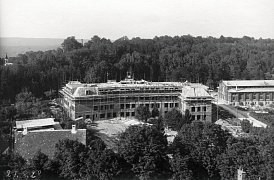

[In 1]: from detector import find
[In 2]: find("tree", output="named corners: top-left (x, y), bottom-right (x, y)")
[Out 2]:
top-left (170, 154), bottom-right (193, 180)
top-left (15, 89), bottom-right (44, 119)
top-left (54, 139), bottom-right (88, 179)
top-left (164, 108), bottom-right (184, 131)
top-left (184, 109), bottom-right (192, 124)
top-left (151, 106), bottom-right (159, 118)
top-left (61, 36), bottom-right (83, 52)
top-left (217, 138), bottom-right (263, 180)
top-left (172, 121), bottom-right (231, 179)
top-left (30, 150), bottom-right (49, 171)
top-left (241, 119), bottom-right (252, 133)
top-left (86, 139), bottom-right (129, 180)
top-left (118, 125), bottom-right (170, 179)
top-left (135, 105), bottom-right (151, 122)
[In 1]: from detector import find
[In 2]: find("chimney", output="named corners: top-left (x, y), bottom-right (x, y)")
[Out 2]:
top-left (71, 124), bottom-right (77, 134)
top-left (22, 127), bottom-right (28, 135)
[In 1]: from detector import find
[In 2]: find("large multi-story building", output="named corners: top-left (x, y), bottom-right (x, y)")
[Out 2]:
top-left (218, 80), bottom-right (274, 106)
top-left (59, 74), bottom-right (213, 122)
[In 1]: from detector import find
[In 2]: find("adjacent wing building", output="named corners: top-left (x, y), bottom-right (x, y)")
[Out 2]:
top-left (218, 80), bottom-right (274, 106)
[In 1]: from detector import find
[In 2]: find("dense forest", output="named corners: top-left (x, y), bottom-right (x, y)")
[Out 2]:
top-left (1, 119), bottom-right (274, 180)
top-left (1, 35), bottom-right (274, 103)
top-left (1, 35), bottom-right (274, 179)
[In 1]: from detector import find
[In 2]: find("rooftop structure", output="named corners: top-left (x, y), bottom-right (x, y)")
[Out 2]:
top-left (59, 76), bottom-right (213, 122)
top-left (15, 118), bottom-right (60, 131)
top-left (14, 125), bottom-right (86, 159)
top-left (218, 80), bottom-right (274, 106)
top-left (222, 80), bottom-right (274, 87)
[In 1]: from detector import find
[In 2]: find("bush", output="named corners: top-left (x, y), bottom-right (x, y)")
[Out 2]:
top-left (241, 119), bottom-right (252, 133)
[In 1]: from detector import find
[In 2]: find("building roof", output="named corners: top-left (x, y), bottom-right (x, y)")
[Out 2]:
top-left (16, 118), bottom-right (57, 129)
top-left (228, 88), bottom-right (274, 93)
top-left (181, 86), bottom-right (212, 98)
top-left (61, 80), bottom-right (209, 98)
top-left (222, 80), bottom-right (274, 87)
top-left (14, 129), bottom-right (86, 159)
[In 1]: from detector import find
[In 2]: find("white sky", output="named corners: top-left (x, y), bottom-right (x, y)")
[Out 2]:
top-left (0, 0), bottom-right (274, 40)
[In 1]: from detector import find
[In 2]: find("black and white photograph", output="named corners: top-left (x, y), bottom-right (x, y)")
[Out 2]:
top-left (0, 0), bottom-right (274, 179)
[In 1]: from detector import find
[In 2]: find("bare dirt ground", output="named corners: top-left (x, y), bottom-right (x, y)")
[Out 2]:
top-left (88, 117), bottom-right (144, 150)
top-left (91, 117), bottom-right (144, 137)
top-left (88, 117), bottom-right (177, 149)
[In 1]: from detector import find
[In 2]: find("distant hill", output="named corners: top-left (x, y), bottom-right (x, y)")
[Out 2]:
top-left (0, 37), bottom-right (64, 57)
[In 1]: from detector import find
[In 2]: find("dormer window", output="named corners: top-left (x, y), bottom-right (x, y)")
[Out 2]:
top-left (86, 90), bottom-right (93, 95)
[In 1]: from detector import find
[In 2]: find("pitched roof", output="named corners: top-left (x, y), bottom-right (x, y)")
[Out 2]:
top-left (181, 86), bottom-right (211, 98)
top-left (222, 80), bottom-right (274, 87)
top-left (16, 118), bottom-right (57, 129)
top-left (14, 129), bottom-right (86, 159)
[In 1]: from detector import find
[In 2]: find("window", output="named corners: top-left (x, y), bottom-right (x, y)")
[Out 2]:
top-left (192, 115), bottom-right (195, 120)
top-left (120, 104), bottom-right (124, 109)
top-left (126, 112), bottom-right (130, 117)
top-left (191, 107), bottom-right (195, 112)
top-left (156, 103), bottom-right (160, 108)
top-left (164, 103), bottom-right (168, 108)
top-left (113, 113), bottom-right (117, 118)
top-left (259, 93), bottom-right (263, 100)
top-left (94, 106), bottom-right (98, 111)
top-left (86, 115), bottom-right (90, 118)
top-left (131, 112), bottom-right (135, 116)
top-left (203, 107), bottom-right (206, 111)
top-left (86, 90), bottom-right (93, 95)
top-left (170, 103), bottom-right (174, 108)
top-left (145, 104), bottom-right (149, 107)
top-left (126, 104), bottom-right (130, 109)
top-left (105, 105), bottom-right (108, 110)
top-left (197, 115), bottom-right (201, 120)
top-left (203, 115), bottom-right (206, 120)
top-left (107, 113), bottom-right (111, 118)
top-left (120, 112), bottom-right (124, 117)
top-left (197, 107), bottom-right (201, 112)
top-left (100, 105), bottom-right (104, 110)
top-left (132, 104), bottom-right (136, 108)
top-left (100, 113), bottom-right (105, 119)
top-left (175, 103), bottom-right (178, 107)
top-left (266, 93), bottom-right (270, 100)
top-left (110, 104), bottom-right (114, 109)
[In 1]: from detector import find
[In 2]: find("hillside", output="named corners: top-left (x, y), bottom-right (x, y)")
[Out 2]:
top-left (0, 37), bottom-right (64, 57)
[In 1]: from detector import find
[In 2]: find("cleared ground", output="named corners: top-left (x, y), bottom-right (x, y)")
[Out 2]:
top-left (91, 117), bottom-right (144, 136)
top-left (88, 117), bottom-right (177, 149)
top-left (88, 117), bottom-right (144, 150)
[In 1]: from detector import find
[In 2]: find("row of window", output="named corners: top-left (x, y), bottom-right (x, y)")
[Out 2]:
top-left (191, 106), bottom-right (207, 112)
top-left (120, 102), bottom-right (179, 109)
top-left (79, 95), bottom-right (178, 103)
top-left (232, 93), bottom-right (274, 101)
top-left (120, 112), bottom-right (135, 117)
top-left (85, 112), bottom-right (117, 119)
top-left (99, 88), bottom-right (181, 94)
top-left (93, 104), bottom-right (114, 111)
top-left (193, 115), bottom-right (207, 120)
top-left (83, 110), bottom-right (208, 120)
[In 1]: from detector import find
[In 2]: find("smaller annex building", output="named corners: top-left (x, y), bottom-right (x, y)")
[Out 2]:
top-left (15, 118), bottom-right (60, 131)
top-left (218, 80), bottom-right (274, 106)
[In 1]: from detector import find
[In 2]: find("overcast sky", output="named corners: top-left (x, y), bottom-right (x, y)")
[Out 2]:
top-left (1, 0), bottom-right (274, 40)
